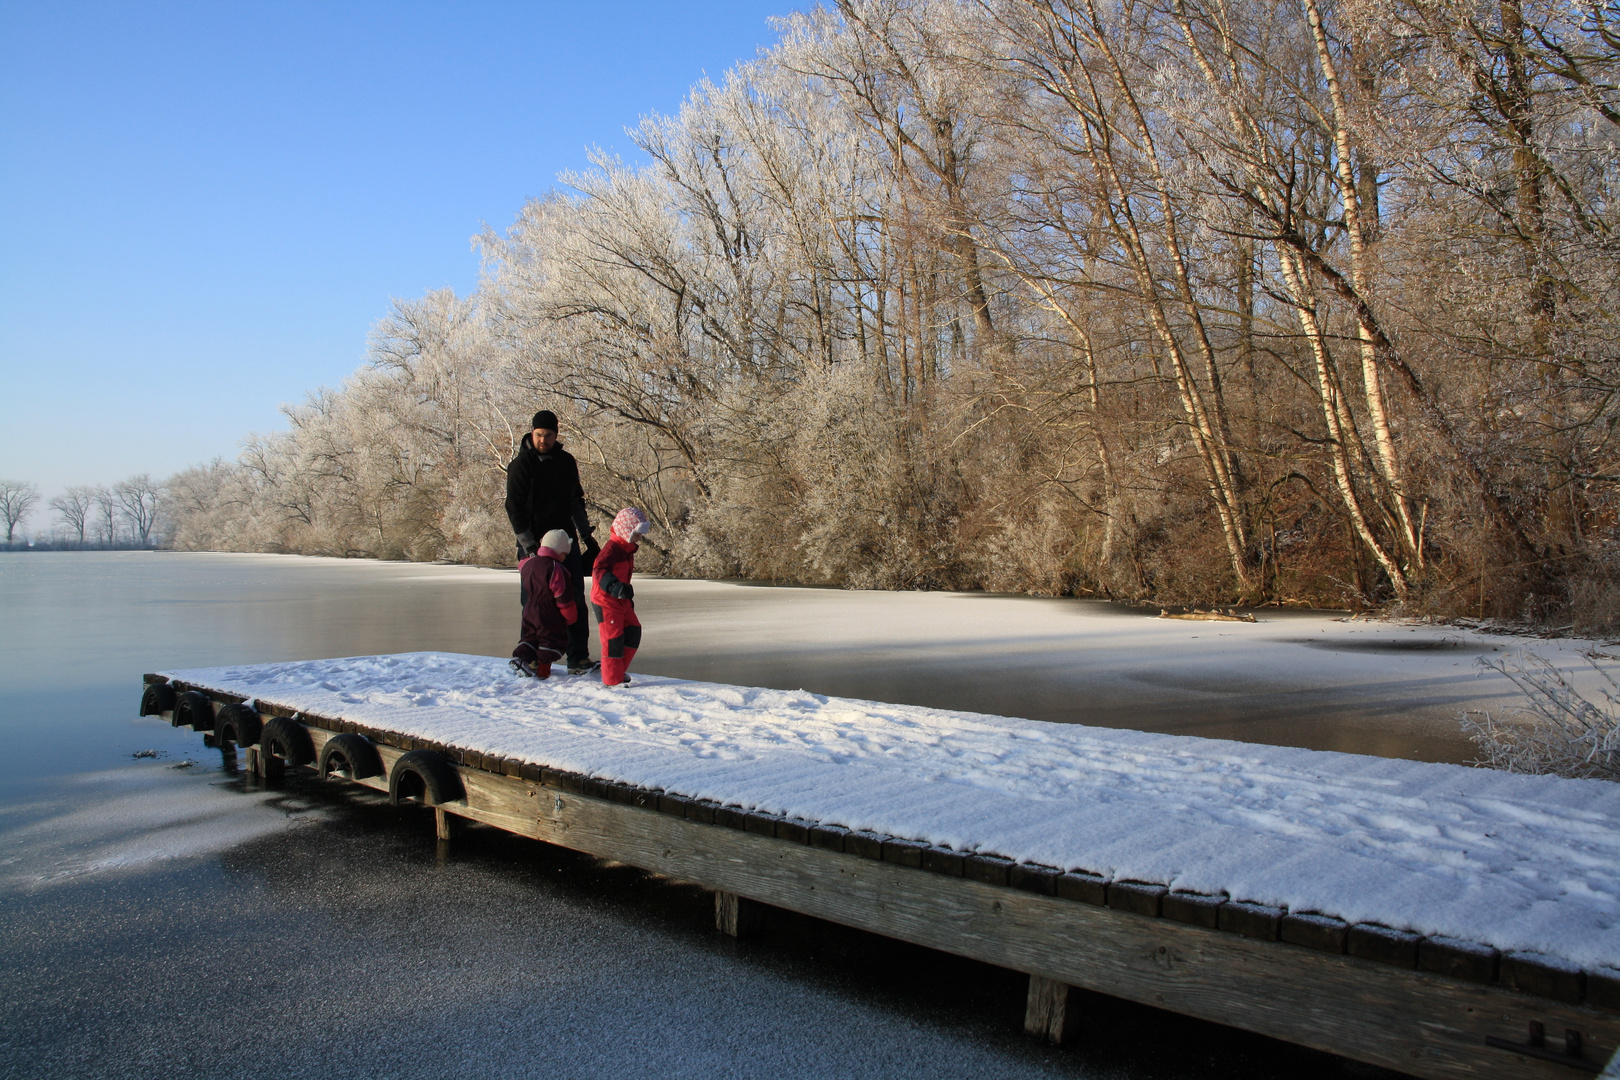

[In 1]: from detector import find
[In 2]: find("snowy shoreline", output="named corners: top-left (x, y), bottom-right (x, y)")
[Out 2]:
top-left (169, 650), bottom-right (1620, 972)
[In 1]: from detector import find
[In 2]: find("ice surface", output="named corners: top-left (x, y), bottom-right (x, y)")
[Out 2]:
top-left (0, 764), bottom-right (326, 887)
top-left (168, 651), bottom-right (1620, 969)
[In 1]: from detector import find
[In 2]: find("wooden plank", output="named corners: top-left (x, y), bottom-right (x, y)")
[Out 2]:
top-left (522, 787), bottom-right (1618, 1080)
top-left (223, 703), bottom-right (1620, 1079)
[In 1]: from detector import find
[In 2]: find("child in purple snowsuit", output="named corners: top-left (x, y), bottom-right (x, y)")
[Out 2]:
top-left (511, 529), bottom-right (580, 679)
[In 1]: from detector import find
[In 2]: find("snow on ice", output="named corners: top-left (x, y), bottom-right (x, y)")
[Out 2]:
top-left (169, 651), bottom-right (1620, 970)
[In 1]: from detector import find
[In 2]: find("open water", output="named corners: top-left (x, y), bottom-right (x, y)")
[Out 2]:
top-left (0, 552), bottom-right (1430, 1079)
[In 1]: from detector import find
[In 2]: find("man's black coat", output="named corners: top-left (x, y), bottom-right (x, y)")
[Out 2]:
top-left (504, 434), bottom-right (593, 554)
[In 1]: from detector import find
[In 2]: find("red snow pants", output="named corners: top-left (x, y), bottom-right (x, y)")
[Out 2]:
top-left (595, 599), bottom-right (641, 686)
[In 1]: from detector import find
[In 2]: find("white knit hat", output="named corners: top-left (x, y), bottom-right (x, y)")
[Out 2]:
top-left (540, 529), bottom-right (572, 553)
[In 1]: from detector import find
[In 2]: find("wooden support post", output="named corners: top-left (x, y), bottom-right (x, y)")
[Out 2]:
top-left (1025, 974), bottom-right (1077, 1045)
top-left (715, 891), bottom-right (762, 938)
top-left (435, 807), bottom-right (455, 841)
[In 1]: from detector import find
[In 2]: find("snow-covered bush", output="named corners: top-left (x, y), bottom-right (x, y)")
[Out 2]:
top-left (1463, 652), bottom-right (1620, 782)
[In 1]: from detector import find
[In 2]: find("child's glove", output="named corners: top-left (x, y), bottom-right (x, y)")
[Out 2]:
top-left (597, 568), bottom-right (634, 600)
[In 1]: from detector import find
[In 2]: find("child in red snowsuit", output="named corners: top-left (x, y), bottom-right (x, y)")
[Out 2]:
top-left (591, 507), bottom-right (650, 687)
top-left (511, 529), bottom-right (580, 679)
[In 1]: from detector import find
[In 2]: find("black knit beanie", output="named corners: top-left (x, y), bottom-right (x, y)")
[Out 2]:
top-left (531, 410), bottom-right (558, 431)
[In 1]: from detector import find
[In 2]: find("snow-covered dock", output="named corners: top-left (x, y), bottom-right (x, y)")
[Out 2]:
top-left (142, 652), bottom-right (1620, 1079)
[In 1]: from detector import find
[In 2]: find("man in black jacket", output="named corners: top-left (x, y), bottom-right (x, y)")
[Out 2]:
top-left (505, 410), bottom-right (600, 673)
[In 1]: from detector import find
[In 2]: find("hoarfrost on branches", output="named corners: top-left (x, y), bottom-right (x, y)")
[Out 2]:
top-left (1464, 652), bottom-right (1620, 782)
top-left (145, 0), bottom-right (1620, 627)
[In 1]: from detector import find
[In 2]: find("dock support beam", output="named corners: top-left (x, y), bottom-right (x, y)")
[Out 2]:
top-left (435, 808), bottom-right (456, 842)
top-left (1025, 975), bottom-right (1077, 1045)
top-left (242, 746), bottom-right (278, 782)
top-left (715, 891), bottom-right (762, 938)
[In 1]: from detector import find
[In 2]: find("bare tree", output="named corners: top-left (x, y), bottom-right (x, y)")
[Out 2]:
top-left (0, 480), bottom-right (40, 544)
top-left (114, 474), bottom-right (161, 546)
top-left (91, 486), bottom-right (119, 546)
top-left (48, 486), bottom-right (96, 544)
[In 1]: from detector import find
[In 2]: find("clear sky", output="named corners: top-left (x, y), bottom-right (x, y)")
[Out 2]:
top-left (0, 0), bottom-right (791, 509)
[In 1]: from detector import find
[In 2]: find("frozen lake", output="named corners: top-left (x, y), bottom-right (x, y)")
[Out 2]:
top-left (0, 551), bottom-right (1588, 1079)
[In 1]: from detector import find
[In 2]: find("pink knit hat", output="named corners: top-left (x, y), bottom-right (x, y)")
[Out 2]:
top-left (611, 506), bottom-right (651, 543)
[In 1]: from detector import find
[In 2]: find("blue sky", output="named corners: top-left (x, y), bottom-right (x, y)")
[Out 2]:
top-left (0, 0), bottom-right (791, 504)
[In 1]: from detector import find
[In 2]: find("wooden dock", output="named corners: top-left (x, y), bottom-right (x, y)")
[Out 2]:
top-left (142, 672), bottom-right (1620, 1079)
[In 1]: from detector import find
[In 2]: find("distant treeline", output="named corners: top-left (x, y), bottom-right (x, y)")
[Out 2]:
top-left (0, 477), bottom-right (160, 549)
top-left (1, 540), bottom-right (160, 553)
top-left (158, 0), bottom-right (1618, 629)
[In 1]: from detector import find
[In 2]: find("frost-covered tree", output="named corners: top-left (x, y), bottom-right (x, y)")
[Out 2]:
top-left (154, 0), bottom-right (1620, 625)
